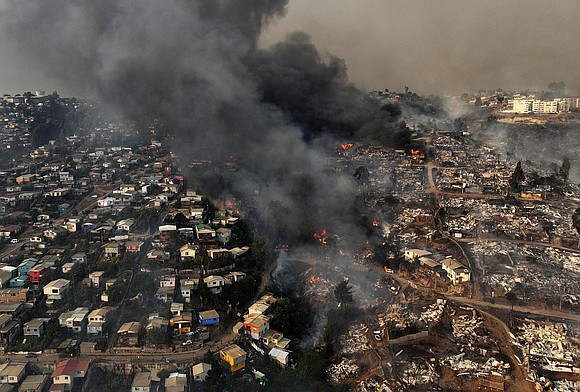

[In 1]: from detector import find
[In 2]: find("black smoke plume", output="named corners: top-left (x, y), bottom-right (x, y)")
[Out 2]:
top-left (0, 0), bottom-right (404, 242)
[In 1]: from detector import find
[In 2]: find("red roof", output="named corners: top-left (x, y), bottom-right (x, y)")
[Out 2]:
top-left (52, 359), bottom-right (91, 378)
top-left (49, 383), bottom-right (66, 392)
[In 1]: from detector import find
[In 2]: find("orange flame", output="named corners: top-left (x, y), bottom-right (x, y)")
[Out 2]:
top-left (341, 143), bottom-right (354, 151)
top-left (307, 276), bottom-right (324, 285)
top-left (313, 229), bottom-right (327, 240)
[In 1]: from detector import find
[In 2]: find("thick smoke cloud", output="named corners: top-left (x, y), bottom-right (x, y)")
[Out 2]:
top-left (0, 0), bottom-right (402, 242)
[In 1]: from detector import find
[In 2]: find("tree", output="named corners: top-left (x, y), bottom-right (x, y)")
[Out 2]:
top-left (572, 207), bottom-right (580, 248)
top-left (333, 280), bottom-right (354, 307)
top-left (560, 156), bottom-right (571, 181)
top-left (509, 161), bottom-right (525, 193)
top-left (268, 297), bottom-right (308, 339)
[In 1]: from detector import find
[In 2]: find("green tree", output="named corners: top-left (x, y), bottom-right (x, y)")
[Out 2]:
top-left (509, 161), bottom-right (525, 193)
top-left (333, 280), bottom-right (354, 307)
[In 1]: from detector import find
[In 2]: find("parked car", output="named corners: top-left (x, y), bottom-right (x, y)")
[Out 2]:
top-left (10, 238), bottom-right (19, 244)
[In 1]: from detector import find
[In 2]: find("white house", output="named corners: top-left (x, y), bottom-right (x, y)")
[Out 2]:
top-left (43, 278), bottom-right (70, 302)
top-left (404, 248), bottom-right (432, 261)
top-left (179, 243), bottom-right (198, 259)
top-left (192, 363), bottom-right (212, 382)
top-left (441, 259), bottom-right (471, 285)
top-left (131, 372), bottom-right (151, 392)
top-left (0, 362), bottom-right (26, 384)
top-left (203, 275), bottom-right (225, 294)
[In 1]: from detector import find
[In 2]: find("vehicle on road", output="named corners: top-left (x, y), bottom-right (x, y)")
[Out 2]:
top-left (10, 239), bottom-right (18, 243)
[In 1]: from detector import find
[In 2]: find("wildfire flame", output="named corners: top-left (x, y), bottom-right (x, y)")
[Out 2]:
top-left (409, 149), bottom-right (423, 155)
top-left (313, 229), bottom-right (327, 240)
top-left (307, 276), bottom-right (324, 285)
top-left (372, 220), bottom-right (380, 227)
top-left (340, 143), bottom-right (354, 151)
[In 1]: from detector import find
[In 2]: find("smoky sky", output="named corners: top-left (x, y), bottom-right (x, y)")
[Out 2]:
top-left (0, 0), bottom-right (408, 243)
top-left (261, 0), bottom-right (580, 96)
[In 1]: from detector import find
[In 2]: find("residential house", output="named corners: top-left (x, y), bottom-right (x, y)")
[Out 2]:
top-left (442, 259), bottom-right (471, 285)
top-left (158, 225), bottom-right (177, 241)
top-left (97, 197), bottom-right (114, 207)
top-left (28, 263), bottom-right (49, 285)
top-left (0, 288), bottom-right (29, 303)
top-left (0, 303), bottom-right (23, 317)
top-left (43, 226), bottom-right (68, 240)
top-left (117, 322), bottom-right (141, 347)
top-left (0, 314), bottom-right (21, 352)
top-left (170, 302), bottom-right (184, 317)
top-left (198, 310), bottom-right (219, 326)
top-left (87, 307), bottom-right (112, 335)
top-left (195, 224), bottom-right (215, 242)
top-left (131, 372), bottom-right (151, 392)
top-left (0, 362), bottom-right (26, 385)
top-left (180, 282), bottom-right (195, 303)
top-left (404, 248), bottom-right (432, 261)
top-left (46, 188), bottom-right (70, 198)
top-left (207, 248), bottom-right (229, 260)
top-left (0, 225), bottom-right (21, 238)
top-left (119, 184), bottom-right (135, 194)
top-left (268, 347), bottom-right (291, 367)
top-left (159, 275), bottom-right (176, 288)
top-left (229, 246), bottom-right (250, 259)
top-left (61, 263), bottom-right (75, 274)
top-left (219, 344), bottom-right (246, 373)
top-left (8, 275), bottom-right (28, 288)
top-left (103, 242), bottom-right (121, 258)
top-left (88, 271), bottom-right (105, 288)
top-left (23, 318), bottom-right (50, 337)
top-left (164, 372), bottom-right (188, 392)
top-left (243, 314), bottom-right (270, 340)
top-left (43, 279), bottom-right (70, 303)
top-left (225, 271), bottom-right (246, 283)
top-left (116, 219), bottom-right (134, 233)
top-left (191, 363), bottom-right (212, 382)
top-left (261, 330), bottom-right (291, 350)
top-left (17, 258), bottom-right (37, 276)
top-left (125, 241), bottom-right (144, 253)
top-left (0, 271), bottom-right (12, 289)
top-left (18, 374), bottom-right (49, 392)
top-left (59, 307), bottom-right (89, 333)
top-left (71, 253), bottom-right (87, 264)
top-left (145, 313), bottom-right (168, 337)
top-left (248, 302), bottom-right (271, 317)
top-left (146, 249), bottom-right (170, 263)
top-left (215, 228), bottom-right (231, 244)
top-left (50, 359), bottom-right (91, 391)
top-left (179, 244), bottom-right (198, 259)
top-left (154, 287), bottom-right (174, 303)
top-left (203, 275), bottom-right (225, 294)
top-left (170, 313), bottom-right (192, 336)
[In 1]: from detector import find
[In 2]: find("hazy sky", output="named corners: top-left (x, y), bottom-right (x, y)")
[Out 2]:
top-left (1, 0), bottom-right (579, 97)
top-left (260, 0), bottom-right (580, 96)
